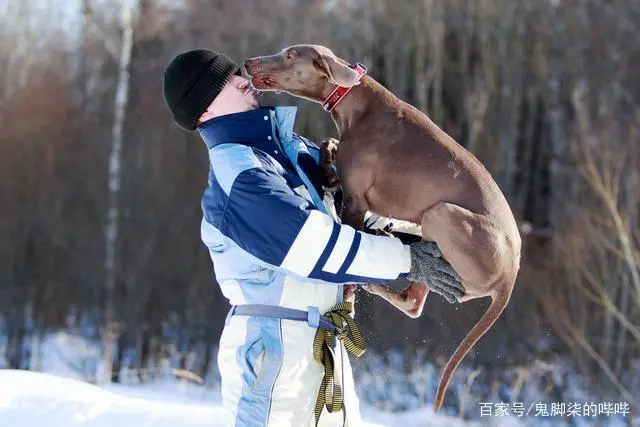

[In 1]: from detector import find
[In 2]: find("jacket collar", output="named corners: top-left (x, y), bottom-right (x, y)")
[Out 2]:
top-left (198, 105), bottom-right (331, 205)
top-left (197, 106), bottom-right (325, 192)
top-left (197, 106), bottom-right (298, 153)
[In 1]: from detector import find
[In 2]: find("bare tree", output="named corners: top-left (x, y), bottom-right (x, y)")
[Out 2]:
top-left (100, 0), bottom-right (140, 385)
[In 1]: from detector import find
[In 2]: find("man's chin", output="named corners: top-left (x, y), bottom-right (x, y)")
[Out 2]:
top-left (244, 93), bottom-right (260, 107)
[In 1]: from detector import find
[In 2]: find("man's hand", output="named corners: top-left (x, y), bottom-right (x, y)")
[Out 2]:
top-left (319, 137), bottom-right (340, 191)
top-left (407, 241), bottom-right (465, 303)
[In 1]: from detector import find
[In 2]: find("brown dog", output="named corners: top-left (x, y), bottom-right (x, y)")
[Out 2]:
top-left (244, 44), bottom-right (521, 411)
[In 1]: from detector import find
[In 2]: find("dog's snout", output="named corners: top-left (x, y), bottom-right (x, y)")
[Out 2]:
top-left (243, 57), bottom-right (261, 72)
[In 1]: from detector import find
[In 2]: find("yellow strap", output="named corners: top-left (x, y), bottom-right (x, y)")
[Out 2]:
top-left (313, 302), bottom-right (366, 426)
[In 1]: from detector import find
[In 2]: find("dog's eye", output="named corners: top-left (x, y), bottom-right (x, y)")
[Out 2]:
top-left (286, 50), bottom-right (296, 60)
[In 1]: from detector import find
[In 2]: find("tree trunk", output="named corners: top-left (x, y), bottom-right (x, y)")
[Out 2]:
top-left (6, 305), bottom-right (26, 369)
top-left (101, 0), bottom-right (138, 385)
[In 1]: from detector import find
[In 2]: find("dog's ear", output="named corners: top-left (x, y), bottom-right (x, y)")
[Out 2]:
top-left (318, 54), bottom-right (361, 88)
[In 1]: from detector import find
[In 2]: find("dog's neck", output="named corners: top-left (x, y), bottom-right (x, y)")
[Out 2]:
top-left (320, 76), bottom-right (376, 136)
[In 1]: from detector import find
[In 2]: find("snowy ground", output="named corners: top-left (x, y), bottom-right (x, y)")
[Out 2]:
top-left (0, 332), bottom-right (636, 427)
top-left (0, 369), bottom-right (523, 427)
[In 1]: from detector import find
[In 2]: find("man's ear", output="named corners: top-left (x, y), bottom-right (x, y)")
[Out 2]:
top-left (199, 109), bottom-right (215, 124)
top-left (319, 54), bottom-right (361, 88)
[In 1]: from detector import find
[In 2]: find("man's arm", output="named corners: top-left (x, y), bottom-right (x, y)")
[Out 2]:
top-left (215, 150), bottom-right (411, 285)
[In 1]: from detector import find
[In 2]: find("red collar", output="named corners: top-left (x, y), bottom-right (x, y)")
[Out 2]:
top-left (321, 63), bottom-right (367, 113)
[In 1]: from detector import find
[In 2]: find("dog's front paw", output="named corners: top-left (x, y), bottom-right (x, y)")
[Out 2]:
top-left (320, 137), bottom-right (340, 190)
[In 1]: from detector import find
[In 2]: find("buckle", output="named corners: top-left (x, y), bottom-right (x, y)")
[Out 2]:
top-left (307, 306), bottom-right (320, 328)
top-left (352, 63), bottom-right (367, 74)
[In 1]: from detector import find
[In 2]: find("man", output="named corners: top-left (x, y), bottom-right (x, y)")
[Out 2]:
top-left (162, 49), bottom-right (463, 427)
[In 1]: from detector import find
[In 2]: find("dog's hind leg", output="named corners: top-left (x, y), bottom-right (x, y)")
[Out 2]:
top-left (362, 281), bottom-right (429, 318)
top-left (362, 200), bottom-right (507, 318)
top-left (357, 225), bottom-right (430, 318)
top-left (420, 202), bottom-right (516, 293)
top-left (339, 186), bottom-right (432, 316)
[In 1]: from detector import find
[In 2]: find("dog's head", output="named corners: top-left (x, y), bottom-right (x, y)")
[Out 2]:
top-left (243, 44), bottom-right (361, 102)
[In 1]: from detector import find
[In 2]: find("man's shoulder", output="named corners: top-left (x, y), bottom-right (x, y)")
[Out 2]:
top-left (210, 143), bottom-right (263, 171)
top-left (208, 143), bottom-right (268, 193)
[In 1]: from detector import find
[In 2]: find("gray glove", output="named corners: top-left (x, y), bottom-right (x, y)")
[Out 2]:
top-left (406, 241), bottom-right (465, 304)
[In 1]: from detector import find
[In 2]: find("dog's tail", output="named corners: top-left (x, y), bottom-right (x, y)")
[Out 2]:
top-left (433, 284), bottom-right (513, 412)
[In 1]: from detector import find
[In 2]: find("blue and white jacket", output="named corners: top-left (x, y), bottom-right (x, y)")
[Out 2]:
top-left (198, 106), bottom-right (411, 312)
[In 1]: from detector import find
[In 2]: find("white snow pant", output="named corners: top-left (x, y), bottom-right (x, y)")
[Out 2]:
top-left (217, 309), bottom-right (363, 427)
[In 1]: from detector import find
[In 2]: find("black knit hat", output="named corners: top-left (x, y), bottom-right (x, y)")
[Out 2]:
top-left (163, 49), bottom-right (241, 131)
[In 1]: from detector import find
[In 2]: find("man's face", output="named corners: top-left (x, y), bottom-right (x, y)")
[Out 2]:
top-left (212, 74), bottom-right (259, 113)
top-left (199, 74), bottom-right (260, 123)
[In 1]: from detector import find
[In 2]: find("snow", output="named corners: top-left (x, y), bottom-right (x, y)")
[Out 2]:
top-left (0, 370), bottom-right (226, 427)
top-left (0, 369), bottom-right (510, 427)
